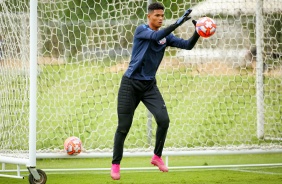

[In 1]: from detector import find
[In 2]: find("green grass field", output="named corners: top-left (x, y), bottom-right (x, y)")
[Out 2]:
top-left (1, 154), bottom-right (282, 183)
top-left (1, 61), bottom-right (281, 151)
top-left (34, 63), bottom-right (282, 150)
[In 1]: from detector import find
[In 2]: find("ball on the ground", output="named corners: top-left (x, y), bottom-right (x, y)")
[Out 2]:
top-left (64, 136), bottom-right (82, 155)
top-left (196, 17), bottom-right (216, 38)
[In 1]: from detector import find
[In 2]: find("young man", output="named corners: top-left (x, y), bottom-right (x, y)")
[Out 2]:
top-left (111, 2), bottom-right (200, 180)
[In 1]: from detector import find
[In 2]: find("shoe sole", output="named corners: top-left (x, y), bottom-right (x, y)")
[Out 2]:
top-left (151, 161), bottom-right (168, 172)
top-left (111, 171), bottom-right (120, 180)
top-left (111, 174), bottom-right (120, 180)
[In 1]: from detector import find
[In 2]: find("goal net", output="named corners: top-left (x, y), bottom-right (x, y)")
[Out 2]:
top-left (0, 0), bottom-right (281, 163)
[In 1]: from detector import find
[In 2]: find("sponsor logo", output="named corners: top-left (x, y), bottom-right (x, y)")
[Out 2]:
top-left (158, 38), bottom-right (166, 45)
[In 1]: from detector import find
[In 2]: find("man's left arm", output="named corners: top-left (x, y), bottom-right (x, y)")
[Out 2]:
top-left (167, 20), bottom-right (200, 50)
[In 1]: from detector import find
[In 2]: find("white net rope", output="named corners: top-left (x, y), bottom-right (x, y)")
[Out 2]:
top-left (0, 1), bottom-right (30, 158)
top-left (0, 0), bottom-right (281, 158)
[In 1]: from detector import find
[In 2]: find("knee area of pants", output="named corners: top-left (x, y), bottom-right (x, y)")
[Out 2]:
top-left (160, 120), bottom-right (170, 129)
top-left (154, 107), bottom-right (170, 128)
top-left (155, 116), bottom-right (170, 129)
top-left (117, 125), bottom-right (131, 134)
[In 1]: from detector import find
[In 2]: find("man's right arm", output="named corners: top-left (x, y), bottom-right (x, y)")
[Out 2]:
top-left (135, 9), bottom-right (193, 41)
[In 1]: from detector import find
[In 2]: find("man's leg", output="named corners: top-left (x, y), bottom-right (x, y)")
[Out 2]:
top-left (111, 76), bottom-right (140, 179)
top-left (142, 80), bottom-right (170, 172)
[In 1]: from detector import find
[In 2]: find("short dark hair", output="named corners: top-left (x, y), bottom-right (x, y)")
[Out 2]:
top-left (148, 2), bottom-right (164, 13)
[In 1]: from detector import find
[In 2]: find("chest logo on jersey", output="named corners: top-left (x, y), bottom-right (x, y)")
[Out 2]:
top-left (158, 38), bottom-right (166, 45)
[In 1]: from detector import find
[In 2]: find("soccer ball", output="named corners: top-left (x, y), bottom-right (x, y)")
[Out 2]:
top-left (196, 17), bottom-right (216, 38)
top-left (64, 136), bottom-right (82, 155)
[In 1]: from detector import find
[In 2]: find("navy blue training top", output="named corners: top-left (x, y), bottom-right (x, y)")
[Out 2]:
top-left (124, 24), bottom-right (199, 80)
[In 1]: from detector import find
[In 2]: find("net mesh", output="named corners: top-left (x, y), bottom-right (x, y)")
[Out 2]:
top-left (0, 0), bottom-right (281, 158)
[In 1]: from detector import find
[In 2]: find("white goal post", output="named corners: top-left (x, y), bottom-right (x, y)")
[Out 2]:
top-left (0, 0), bottom-right (282, 179)
top-left (0, 0), bottom-right (46, 182)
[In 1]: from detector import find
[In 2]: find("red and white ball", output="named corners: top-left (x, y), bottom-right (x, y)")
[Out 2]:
top-left (64, 136), bottom-right (82, 155)
top-left (196, 17), bottom-right (216, 38)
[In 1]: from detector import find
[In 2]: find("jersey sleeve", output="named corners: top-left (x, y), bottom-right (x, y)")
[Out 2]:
top-left (135, 25), bottom-right (175, 41)
top-left (167, 31), bottom-right (200, 50)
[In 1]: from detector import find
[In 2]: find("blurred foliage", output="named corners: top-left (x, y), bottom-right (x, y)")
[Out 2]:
top-left (264, 13), bottom-right (282, 65)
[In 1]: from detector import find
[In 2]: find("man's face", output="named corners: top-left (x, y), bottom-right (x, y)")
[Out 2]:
top-left (148, 9), bottom-right (164, 30)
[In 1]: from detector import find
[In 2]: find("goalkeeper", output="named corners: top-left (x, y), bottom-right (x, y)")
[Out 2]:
top-left (111, 2), bottom-right (200, 180)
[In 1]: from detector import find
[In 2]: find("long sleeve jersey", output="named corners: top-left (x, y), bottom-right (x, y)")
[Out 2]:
top-left (124, 24), bottom-right (200, 80)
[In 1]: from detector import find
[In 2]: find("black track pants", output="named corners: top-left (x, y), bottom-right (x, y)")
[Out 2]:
top-left (112, 76), bottom-right (170, 164)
